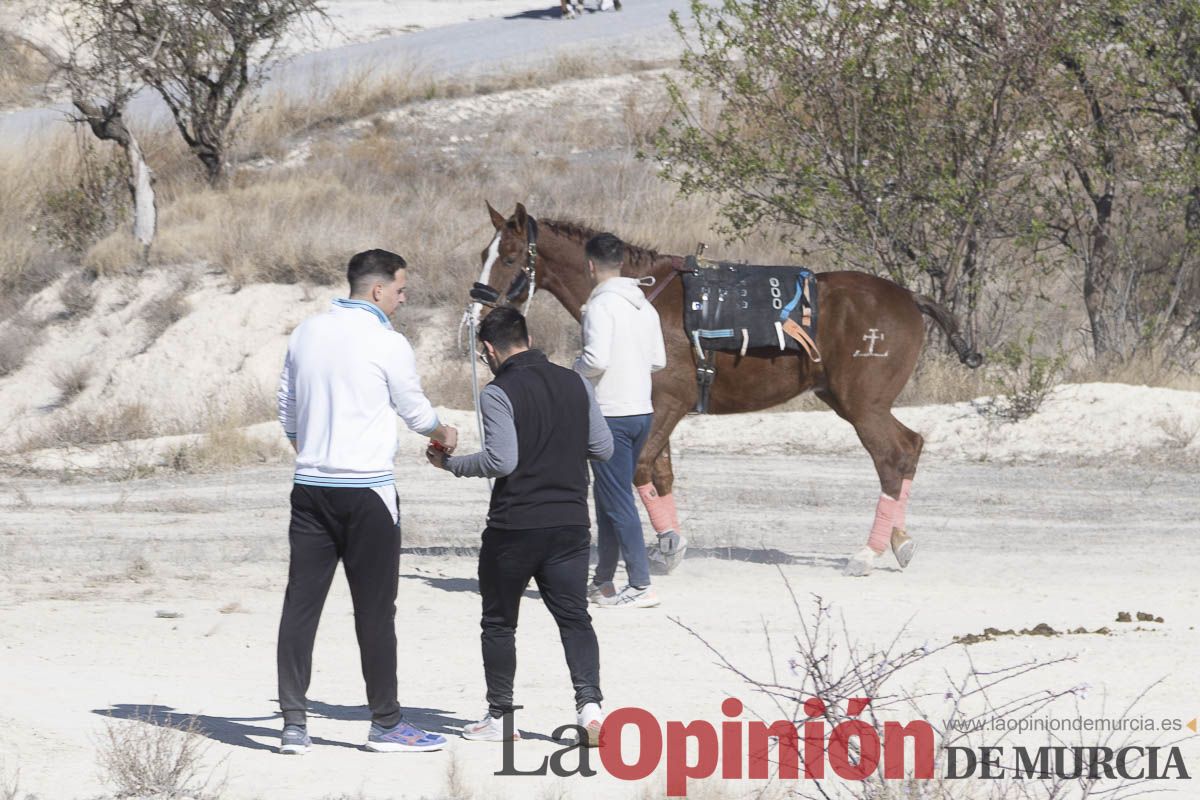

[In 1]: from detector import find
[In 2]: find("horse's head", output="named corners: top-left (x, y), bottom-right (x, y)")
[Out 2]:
top-left (469, 202), bottom-right (540, 321)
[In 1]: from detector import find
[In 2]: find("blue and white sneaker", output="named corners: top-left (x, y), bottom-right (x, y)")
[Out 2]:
top-left (366, 720), bottom-right (446, 752)
top-left (279, 724), bottom-right (311, 755)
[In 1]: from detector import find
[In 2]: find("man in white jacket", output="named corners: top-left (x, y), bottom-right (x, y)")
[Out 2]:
top-left (575, 233), bottom-right (667, 608)
top-left (275, 249), bottom-right (457, 755)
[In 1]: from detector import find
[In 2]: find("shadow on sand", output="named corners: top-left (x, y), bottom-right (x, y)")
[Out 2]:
top-left (91, 702), bottom-right (511, 750)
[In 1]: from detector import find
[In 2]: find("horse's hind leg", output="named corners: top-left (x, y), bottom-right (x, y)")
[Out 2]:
top-left (850, 412), bottom-right (924, 575)
top-left (817, 387), bottom-right (924, 576)
top-left (635, 398), bottom-right (690, 573)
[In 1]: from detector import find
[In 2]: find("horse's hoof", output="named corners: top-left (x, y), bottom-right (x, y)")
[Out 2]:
top-left (843, 546), bottom-right (879, 577)
top-left (890, 528), bottom-right (916, 569)
top-left (647, 531), bottom-right (687, 575)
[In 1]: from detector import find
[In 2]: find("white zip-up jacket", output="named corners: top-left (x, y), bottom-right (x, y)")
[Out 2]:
top-left (574, 277), bottom-right (667, 417)
top-left (278, 299), bottom-right (440, 488)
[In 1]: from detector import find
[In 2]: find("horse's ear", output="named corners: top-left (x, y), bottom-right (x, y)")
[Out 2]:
top-left (514, 202), bottom-right (528, 231)
top-left (487, 201), bottom-right (505, 230)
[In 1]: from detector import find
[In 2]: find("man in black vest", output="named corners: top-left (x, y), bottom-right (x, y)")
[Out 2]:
top-left (426, 307), bottom-right (614, 744)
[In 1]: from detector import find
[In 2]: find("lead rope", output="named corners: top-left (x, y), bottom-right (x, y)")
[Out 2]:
top-left (466, 308), bottom-right (493, 492)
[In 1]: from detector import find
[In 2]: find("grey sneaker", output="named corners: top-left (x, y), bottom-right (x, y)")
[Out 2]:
top-left (366, 720), bottom-right (446, 752)
top-left (279, 724), bottom-right (311, 755)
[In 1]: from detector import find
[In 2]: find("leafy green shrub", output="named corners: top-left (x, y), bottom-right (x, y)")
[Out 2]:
top-left (975, 333), bottom-right (1067, 422)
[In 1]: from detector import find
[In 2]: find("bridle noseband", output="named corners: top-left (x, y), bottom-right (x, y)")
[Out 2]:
top-left (469, 217), bottom-right (539, 315)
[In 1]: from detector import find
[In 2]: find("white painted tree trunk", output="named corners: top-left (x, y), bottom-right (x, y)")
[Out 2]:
top-left (125, 133), bottom-right (156, 253)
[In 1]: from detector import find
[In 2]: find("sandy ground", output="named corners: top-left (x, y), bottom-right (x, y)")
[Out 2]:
top-left (1, 441), bottom-right (1198, 798)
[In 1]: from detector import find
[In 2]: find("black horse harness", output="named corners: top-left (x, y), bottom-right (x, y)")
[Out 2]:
top-left (469, 218), bottom-right (539, 312)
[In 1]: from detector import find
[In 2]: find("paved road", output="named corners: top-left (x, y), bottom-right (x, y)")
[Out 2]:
top-left (0, 0), bottom-right (692, 139)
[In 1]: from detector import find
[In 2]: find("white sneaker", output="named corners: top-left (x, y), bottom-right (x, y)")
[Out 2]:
top-left (462, 712), bottom-right (520, 742)
top-left (587, 581), bottom-right (616, 604)
top-left (577, 702), bottom-right (604, 747)
top-left (597, 584), bottom-right (660, 609)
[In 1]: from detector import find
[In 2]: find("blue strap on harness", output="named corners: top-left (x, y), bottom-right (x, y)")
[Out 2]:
top-left (780, 277), bottom-right (805, 322)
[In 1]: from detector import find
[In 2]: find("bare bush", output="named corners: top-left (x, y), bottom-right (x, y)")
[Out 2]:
top-left (673, 577), bottom-right (1164, 800)
top-left (39, 139), bottom-right (129, 255)
top-left (51, 360), bottom-right (93, 404)
top-left (97, 711), bottom-right (222, 799)
top-left (1155, 414), bottom-right (1199, 450)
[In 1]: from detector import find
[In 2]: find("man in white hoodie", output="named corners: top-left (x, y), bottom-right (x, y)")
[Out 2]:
top-left (575, 233), bottom-right (667, 608)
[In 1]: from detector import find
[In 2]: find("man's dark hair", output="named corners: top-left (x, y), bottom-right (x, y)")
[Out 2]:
top-left (585, 232), bottom-right (625, 269)
top-left (478, 307), bottom-right (530, 352)
top-left (348, 249), bottom-right (407, 295)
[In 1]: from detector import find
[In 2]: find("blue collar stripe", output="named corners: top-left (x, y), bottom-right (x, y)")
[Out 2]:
top-left (333, 298), bottom-right (390, 327)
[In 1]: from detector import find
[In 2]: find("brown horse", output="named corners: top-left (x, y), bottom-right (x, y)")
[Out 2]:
top-left (473, 203), bottom-right (982, 576)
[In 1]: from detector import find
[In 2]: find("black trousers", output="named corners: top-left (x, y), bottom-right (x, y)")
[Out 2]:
top-left (479, 525), bottom-right (602, 718)
top-left (277, 484), bottom-right (402, 728)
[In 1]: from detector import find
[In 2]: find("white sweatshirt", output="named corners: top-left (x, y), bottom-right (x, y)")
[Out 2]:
top-left (278, 299), bottom-right (440, 488)
top-left (574, 277), bottom-right (667, 417)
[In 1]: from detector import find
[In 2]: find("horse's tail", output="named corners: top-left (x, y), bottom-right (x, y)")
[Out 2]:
top-left (911, 293), bottom-right (984, 368)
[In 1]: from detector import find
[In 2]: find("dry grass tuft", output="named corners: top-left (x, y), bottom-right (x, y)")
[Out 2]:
top-left (97, 710), bottom-right (223, 800)
top-left (0, 320), bottom-right (37, 378)
top-left (898, 350), bottom-right (991, 407)
top-left (57, 269), bottom-right (98, 319)
top-left (0, 759), bottom-right (27, 800)
top-left (19, 403), bottom-right (158, 451)
top-left (167, 425), bottom-right (287, 473)
top-left (50, 360), bottom-right (93, 404)
top-left (236, 62), bottom-right (434, 160)
top-left (0, 34), bottom-right (52, 108)
top-left (166, 388), bottom-right (288, 473)
top-left (441, 751), bottom-right (474, 800)
top-left (0, 133), bottom-right (74, 298)
top-left (140, 286), bottom-right (193, 350)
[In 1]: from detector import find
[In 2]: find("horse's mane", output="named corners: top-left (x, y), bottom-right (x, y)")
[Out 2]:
top-left (541, 218), bottom-right (667, 270)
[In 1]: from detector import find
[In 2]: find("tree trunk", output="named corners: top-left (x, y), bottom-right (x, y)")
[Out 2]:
top-left (1083, 208), bottom-right (1118, 360)
top-left (125, 132), bottom-right (156, 256)
top-left (196, 144), bottom-right (224, 186)
top-left (72, 98), bottom-right (157, 257)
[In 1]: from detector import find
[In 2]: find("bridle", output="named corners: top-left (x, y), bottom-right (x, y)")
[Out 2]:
top-left (469, 217), bottom-right (539, 316)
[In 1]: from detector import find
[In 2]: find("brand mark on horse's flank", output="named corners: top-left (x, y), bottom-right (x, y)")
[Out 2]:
top-left (853, 328), bottom-right (890, 358)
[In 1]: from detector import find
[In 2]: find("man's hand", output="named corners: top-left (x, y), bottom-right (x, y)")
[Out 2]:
top-left (430, 424), bottom-right (458, 454)
top-left (425, 443), bottom-right (449, 470)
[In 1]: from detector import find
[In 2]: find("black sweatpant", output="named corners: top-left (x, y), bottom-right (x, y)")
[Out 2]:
top-left (478, 525), bottom-right (602, 718)
top-left (277, 484), bottom-right (402, 728)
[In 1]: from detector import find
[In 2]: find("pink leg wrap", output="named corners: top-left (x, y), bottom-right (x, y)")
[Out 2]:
top-left (636, 483), bottom-right (680, 533)
top-left (867, 494), bottom-right (899, 554)
top-left (893, 478), bottom-right (913, 531)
